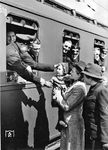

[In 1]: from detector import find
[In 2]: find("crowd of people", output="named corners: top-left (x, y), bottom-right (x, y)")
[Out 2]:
top-left (6, 30), bottom-right (108, 150)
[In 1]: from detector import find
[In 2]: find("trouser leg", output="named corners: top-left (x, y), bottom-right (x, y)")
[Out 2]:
top-left (85, 133), bottom-right (102, 150)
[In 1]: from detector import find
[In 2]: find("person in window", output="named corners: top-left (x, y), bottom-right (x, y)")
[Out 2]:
top-left (6, 31), bottom-right (55, 84)
top-left (100, 47), bottom-right (108, 73)
top-left (16, 33), bottom-right (40, 62)
top-left (70, 46), bottom-right (80, 63)
top-left (94, 47), bottom-right (101, 65)
top-left (63, 40), bottom-right (72, 63)
top-left (82, 63), bottom-right (108, 150)
top-left (7, 31), bottom-right (55, 72)
top-left (53, 61), bottom-right (87, 150)
top-left (28, 38), bottom-right (41, 62)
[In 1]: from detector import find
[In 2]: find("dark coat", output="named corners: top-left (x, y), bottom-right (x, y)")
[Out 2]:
top-left (83, 82), bottom-right (108, 147)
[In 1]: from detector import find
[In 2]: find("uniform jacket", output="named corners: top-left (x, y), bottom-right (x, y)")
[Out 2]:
top-left (83, 82), bottom-right (108, 143)
top-left (7, 42), bottom-right (54, 72)
top-left (6, 42), bottom-right (22, 66)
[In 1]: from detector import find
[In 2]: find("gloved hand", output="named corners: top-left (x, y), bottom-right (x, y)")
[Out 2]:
top-left (40, 78), bottom-right (46, 86)
top-left (26, 66), bottom-right (32, 73)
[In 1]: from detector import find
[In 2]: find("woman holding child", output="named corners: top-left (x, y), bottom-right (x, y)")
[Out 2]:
top-left (53, 61), bottom-right (87, 150)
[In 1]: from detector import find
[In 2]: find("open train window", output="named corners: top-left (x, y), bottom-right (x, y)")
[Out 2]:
top-left (94, 39), bottom-right (107, 72)
top-left (6, 14), bottom-right (39, 82)
top-left (62, 30), bottom-right (80, 63)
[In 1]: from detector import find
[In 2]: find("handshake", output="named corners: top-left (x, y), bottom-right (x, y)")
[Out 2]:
top-left (40, 78), bottom-right (47, 86)
top-left (40, 78), bottom-right (52, 87)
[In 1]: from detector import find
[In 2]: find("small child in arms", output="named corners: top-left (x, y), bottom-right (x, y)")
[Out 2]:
top-left (44, 63), bottom-right (68, 131)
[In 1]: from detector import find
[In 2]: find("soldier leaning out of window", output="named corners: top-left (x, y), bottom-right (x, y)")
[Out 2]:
top-left (6, 31), bottom-right (56, 84)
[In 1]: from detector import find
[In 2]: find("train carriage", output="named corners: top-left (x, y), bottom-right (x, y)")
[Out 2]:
top-left (0, 0), bottom-right (108, 150)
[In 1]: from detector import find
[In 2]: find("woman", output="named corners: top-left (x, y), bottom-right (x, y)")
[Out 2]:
top-left (54, 61), bottom-right (87, 150)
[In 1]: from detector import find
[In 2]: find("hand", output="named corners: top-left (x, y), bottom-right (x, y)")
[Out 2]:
top-left (30, 40), bottom-right (41, 50)
top-left (103, 143), bottom-right (108, 150)
top-left (40, 78), bottom-right (46, 86)
top-left (63, 74), bottom-right (72, 81)
top-left (101, 66), bottom-right (105, 73)
top-left (53, 88), bottom-right (69, 110)
top-left (20, 44), bottom-right (28, 52)
top-left (102, 75), bottom-right (108, 86)
top-left (44, 81), bottom-right (52, 87)
top-left (54, 63), bottom-right (59, 68)
top-left (26, 66), bottom-right (32, 73)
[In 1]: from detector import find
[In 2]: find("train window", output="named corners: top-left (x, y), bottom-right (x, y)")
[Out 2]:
top-left (6, 14), bottom-right (39, 83)
top-left (63, 30), bottom-right (80, 63)
top-left (94, 39), bottom-right (108, 72)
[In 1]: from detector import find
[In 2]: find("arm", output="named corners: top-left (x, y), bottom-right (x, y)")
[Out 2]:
top-left (17, 42), bottom-right (54, 72)
top-left (20, 50), bottom-right (54, 72)
top-left (32, 62), bottom-right (54, 72)
top-left (43, 76), bottom-right (63, 88)
top-left (55, 85), bottom-right (85, 111)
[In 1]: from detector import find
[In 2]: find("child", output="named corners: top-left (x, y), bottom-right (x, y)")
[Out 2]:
top-left (44, 63), bottom-right (68, 131)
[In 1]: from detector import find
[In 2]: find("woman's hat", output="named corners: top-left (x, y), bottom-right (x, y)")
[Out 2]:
top-left (82, 63), bottom-right (103, 79)
top-left (69, 61), bottom-right (86, 73)
top-left (75, 61), bottom-right (86, 71)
